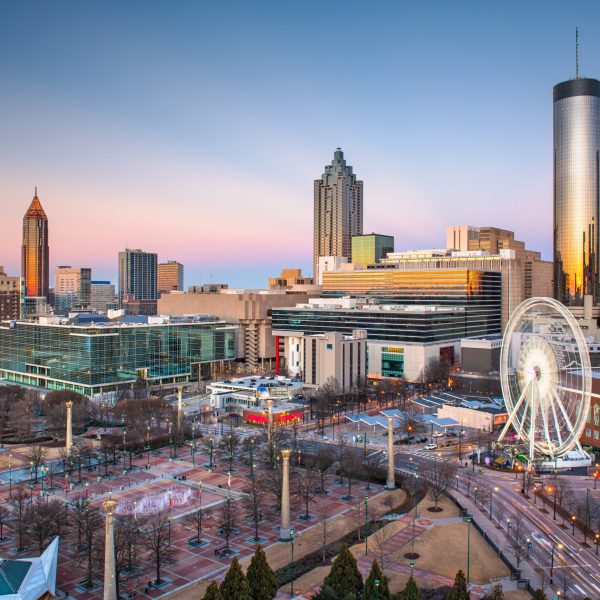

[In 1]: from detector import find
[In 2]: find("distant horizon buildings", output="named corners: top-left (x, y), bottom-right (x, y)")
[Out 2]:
top-left (313, 148), bottom-right (363, 280)
top-left (351, 233), bottom-right (394, 268)
top-left (54, 266), bottom-right (91, 314)
top-left (0, 266), bottom-right (22, 321)
top-left (21, 190), bottom-right (49, 300)
top-left (158, 260), bottom-right (184, 295)
top-left (118, 248), bottom-right (157, 315)
top-left (90, 280), bottom-right (117, 312)
top-left (553, 76), bottom-right (600, 306)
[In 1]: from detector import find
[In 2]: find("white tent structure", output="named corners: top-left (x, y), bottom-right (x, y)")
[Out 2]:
top-left (0, 537), bottom-right (58, 600)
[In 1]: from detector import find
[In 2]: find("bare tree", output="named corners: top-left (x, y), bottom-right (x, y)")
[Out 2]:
top-left (218, 498), bottom-right (238, 555)
top-left (143, 510), bottom-right (175, 585)
top-left (373, 525), bottom-right (392, 575)
top-left (297, 468), bottom-right (318, 519)
top-left (25, 445), bottom-right (46, 483)
top-left (0, 505), bottom-right (8, 541)
top-left (9, 486), bottom-right (29, 551)
top-left (462, 470), bottom-right (477, 498)
top-left (495, 501), bottom-right (507, 526)
top-left (243, 477), bottom-right (267, 542)
top-left (422, 461), bottom-right (456, 511)
top-left (26, 497), bottom-right (60, 553)
top-left (556, 565), bottom-right (573, 596)
top-left (75, 504), bottom-right (103, 589)
top-left (361, 450), bottom-right (384, 491)
top-left (320, 511), bottom-right (331, 563)
top-left (114, 514), bottom-right (143, 599)
top-left (507, 514), bottom-right (527, 569)
top-left (184, 507), bottom-right (206, 545)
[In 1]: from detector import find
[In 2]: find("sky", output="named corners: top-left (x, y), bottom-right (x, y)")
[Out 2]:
top-left (1, 1), bottom-right (599, 288)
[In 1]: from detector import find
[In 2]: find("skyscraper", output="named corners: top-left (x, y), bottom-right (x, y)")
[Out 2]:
top-left (54, 266), bottom-right (92, 314)
top-left (21, 189), bottom-right (49, 300)
top-left (313, 148), bottom-right (363, 278)
top-left (554, 77), bottom-right (600, 305)
top-left (118, 249), bottom-right (157, 313)
top-left (157, 261), bottom-right (184, 295)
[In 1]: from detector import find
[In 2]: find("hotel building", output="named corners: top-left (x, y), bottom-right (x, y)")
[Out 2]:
top-left (158, 261), bottom-right (184, 295)
top-left (21, 190), bottom-right (49, 300)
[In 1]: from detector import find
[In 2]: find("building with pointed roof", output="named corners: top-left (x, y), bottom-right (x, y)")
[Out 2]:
top-left (21, 190), bottom-right (49, 300)
top-left (0, 537), bottom-right (58, 600)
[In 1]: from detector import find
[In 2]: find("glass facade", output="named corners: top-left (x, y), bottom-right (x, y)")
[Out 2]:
top-left (381, 347), bottom-right (404, 377)
top-left (553, 78), bottom-right (600, 305)
top-left (351, 234), bottom-right (394, 267)
top-left (0, 320), bottom-right (236, 396)
top-left (273, 269), bottom-right (502, 345)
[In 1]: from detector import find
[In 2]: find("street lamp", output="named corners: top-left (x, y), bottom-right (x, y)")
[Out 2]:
top-left (550, 542), bottom-right (563, 583)
top-left (8, 453), bottom-right (12, 500)
top-left (290, 528), bottom-right (296, 597)
top-left (526, 537), bottom-right (531, 559)
top-left (595, 533), bottom-right (599, 555)
top-left (409, 560), bottom-right (414, 578)
top-left (374, 578), bottom-right (380, 600)
top-left (456, 474), bottom-right (459, 491)
top-left (364, 496), bottom-right (369, 555)
top-left (466, 514), bottom-right (472, 586)
top-left (507, 518), bottom-right (511, 534)
top-left (571, 515), bottom-right (576, 536)
top-left (490, 486), bottom-right (498, 517)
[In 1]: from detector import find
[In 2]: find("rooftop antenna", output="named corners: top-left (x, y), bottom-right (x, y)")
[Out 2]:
top-left (576, 27), bottom-right (579, 79)
top-left (34, 186), bottom-right (38, 197)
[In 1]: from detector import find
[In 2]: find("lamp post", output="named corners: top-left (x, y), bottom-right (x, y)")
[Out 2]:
top-left (526, 538), bottom-right (531, 559)
top-left (168, 489), bottom-right (173, 545)
top-left (490, 486), bottom-right (498, 517)
top-left (571, 515), bottom-right (576, 536)
top-left (456, 474), bottom-right (459, 491)
top-left (550, 542), bottom-right (562, 583)
top-left (595, 533), bottom-right (599, 555)
top-left (290, 528), bottom-right (296, 597)
top-left (374, 578), bottom-right (380, 600)
top-left (8, 453), bottom-right (12, 500)
top-left (466, 514), bottom-right (472, 586)
top-left (364, 495), bottom-right (369, 556)
top-left (209, 437), bottom-right (214, 470)
top-left (410, 560), bottom-right (414, 578)
top-left (507, 518), bottom-right (512, 535)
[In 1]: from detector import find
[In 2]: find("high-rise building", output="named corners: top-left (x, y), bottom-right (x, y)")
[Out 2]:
top-left (313, 148), bottom-right (363, 278)
top-left (90, 281), bottom-right (117, 311)
top-left (0, 267), bottom-right (22, 321)
top-left (553, 77), bottom-right (600, 305)
top-left (118, 249), bottom-right (157, 307)
top-left (54, 266), bottom-right (91, 314)
top-left (21, 189), bottom-right (49, 300)
top-left (351, 233), bottom-right (394, 267)
top-left (157, 261), bottom-right (184, 295)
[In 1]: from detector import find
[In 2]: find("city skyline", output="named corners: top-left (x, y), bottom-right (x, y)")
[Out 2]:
top-left (2, 3), bottom-right (600, 287)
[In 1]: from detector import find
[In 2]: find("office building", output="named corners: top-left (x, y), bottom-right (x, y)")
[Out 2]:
top-left (553, 77), bottom-right (600, 305)
top-left (380, 242), bottom-right (552, 327)
top-left (0, 267), bottom-right (22, 321)
top-left (316, 256), bottom-right (353, 285)
top-left (299, 330), bottom-right (367, 390)
top-left (90, 281), bottom-right (117, 311)
top-left (118, 249), bottom-right (157, 314)
top-left (268, 268), bottom-right (314, 289)
top-left (351, 233), bottom-right (394, 267)
top-left (272, 289), bottom-right (502, 381)
top-left (188, 283), bottom-right (229, 294)
top-left (54, 266), bottom-right (92, 314)
top-left (158, 288), bottom-right (319, 370)
top-left (157, 261), bottom-right (184, 295)
top-left (21, 189), bottom-right (49, 300)
top-left (0, 314), bottom-right (236, 396)
top-left (446, 226), bottom-right (480, 252)
top-left (313, 148), bottom-right (363, 277)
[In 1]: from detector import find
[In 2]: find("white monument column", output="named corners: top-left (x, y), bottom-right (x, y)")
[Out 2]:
top-left (103, 500), bottom-right (117, 600)
top-left (177, 386), bottom-right (183, 429)
top-left (279, 449), bottom-right (292, 540)
top-left (65, 401), bottom-right (73, 457)
top-left (386, 417), bottom-right (396, 489)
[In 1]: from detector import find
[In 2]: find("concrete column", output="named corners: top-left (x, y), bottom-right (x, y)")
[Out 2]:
top-left (103, 500), bottom-right (117, 600)
top-left (65, 401), bottom-right (73, 457)
top-left (279, 449), bottom-right (292, 540)
top-left (177, 386), bottom-right (183, 428)
top-left (386, 417), bottom-right (396, 489)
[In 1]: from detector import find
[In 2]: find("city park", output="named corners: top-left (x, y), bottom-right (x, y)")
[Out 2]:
top-left (0, 299), bottom-right (597, 599)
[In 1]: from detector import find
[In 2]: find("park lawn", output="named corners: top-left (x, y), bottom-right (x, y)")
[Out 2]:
top-left (418, 494), bottom-right (460, 518)
top-left (407, 521), bottom-right (510, 585)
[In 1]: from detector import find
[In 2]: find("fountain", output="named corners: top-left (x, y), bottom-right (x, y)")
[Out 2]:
top-left (115, 485), bottom-right (192, 516)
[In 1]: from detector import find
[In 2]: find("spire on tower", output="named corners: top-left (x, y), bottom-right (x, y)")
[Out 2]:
top-left (34, 186), bottom-right (38, 197)
top-left (576, 27), bottom-right (579, 79)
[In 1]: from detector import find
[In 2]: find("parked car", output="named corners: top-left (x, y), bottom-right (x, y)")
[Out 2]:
top-left (424, 443), bottom-right (437, 450)
top-left (432, 431), bottom-right (444, 438)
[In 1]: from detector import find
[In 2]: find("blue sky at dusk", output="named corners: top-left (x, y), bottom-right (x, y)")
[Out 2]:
top-left (1, 1), bottom-right (599, 288)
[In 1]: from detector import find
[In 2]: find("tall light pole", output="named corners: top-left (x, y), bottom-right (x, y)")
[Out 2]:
top-left (466, 514), bottom-right (472, 587)
top-left (490, 486), bottom-right (498, 517)
top-left (364, 496), bottom-right (369, 556)
top-left (550, 542), bottom-right (562, 584)
top-left (290, 528), bottom-right (296, 597)
top-left (571, 515), bottom-right (576, 536)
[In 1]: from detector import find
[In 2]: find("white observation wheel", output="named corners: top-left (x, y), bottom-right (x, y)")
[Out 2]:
top-left (498, 297), bottom-right (591, 461)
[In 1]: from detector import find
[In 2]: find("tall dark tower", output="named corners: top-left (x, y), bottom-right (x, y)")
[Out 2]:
top-left (553, 77), bottom-right (600, 305)
top-left (21, 189), bottom-right (49, 299)
top-left (313, 148), bottom-right (363, 278)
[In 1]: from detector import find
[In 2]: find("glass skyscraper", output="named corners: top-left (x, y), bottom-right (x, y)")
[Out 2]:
top-left (554, 77), bottom-right (600, 305)
top-left (21, 190), bottom-right (49, 300)
top-left (118, 248), bottom-right (157, 303)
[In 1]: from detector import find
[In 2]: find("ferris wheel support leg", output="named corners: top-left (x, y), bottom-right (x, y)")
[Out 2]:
top-left (528, 382), bottom-right (537, 461)
top-left (498, 380), bottom-right (532, 443)
top-left (539, 393), bottom-right (554, 461)
top-left (549, 399), bottom-right (564, 451)
top-left (552, 388), bottom-right (577, 454)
